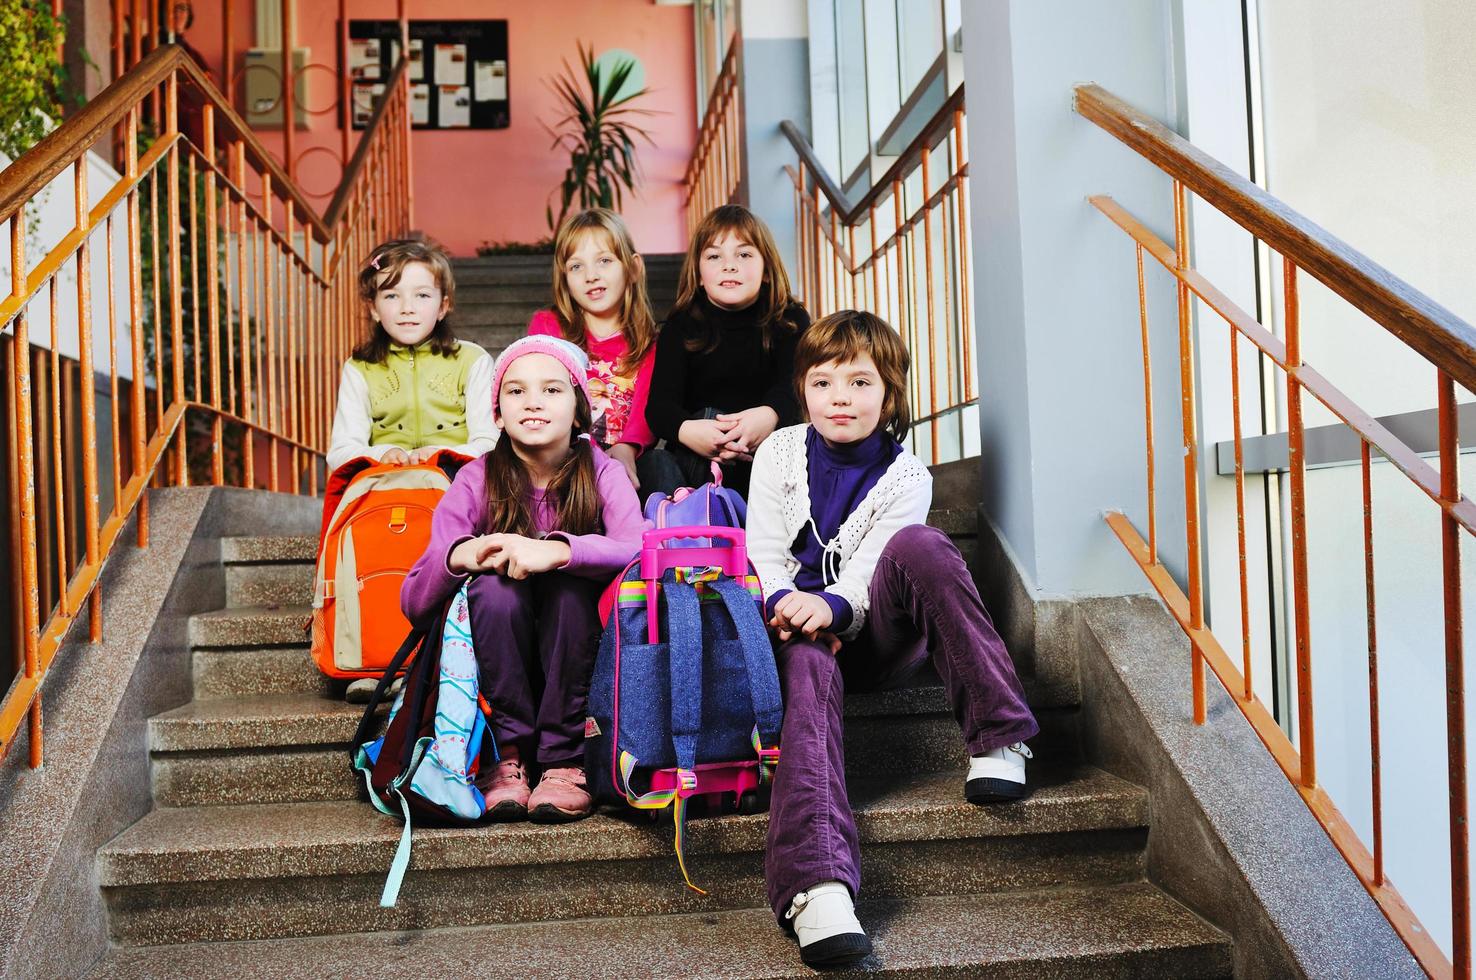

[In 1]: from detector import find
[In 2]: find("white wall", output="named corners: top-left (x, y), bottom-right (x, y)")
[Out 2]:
top-left (961, 0), bottom-right (1185, 596)
top-left (1, 148), bottom-right (138, 383)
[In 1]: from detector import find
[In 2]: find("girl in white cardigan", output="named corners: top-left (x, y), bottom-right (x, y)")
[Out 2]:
top-left (747, 310), bottom-right (1038, 969)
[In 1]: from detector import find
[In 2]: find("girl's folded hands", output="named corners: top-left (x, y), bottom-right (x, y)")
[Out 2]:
top-left (451, 533), bottom-right (572, 579)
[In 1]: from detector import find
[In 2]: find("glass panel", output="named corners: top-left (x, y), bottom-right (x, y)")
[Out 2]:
top-left (1259, 0), bottom-right (1476, 418)
top-left (835, 0), bottom-right (871, 176)
top-left (895, 0), bottom-right (943, 98)
top-left (863, 0), bottom-right (902, 146)
top-left (961, 403), bottom-right (980, 458)
top-left (1255, 1), bottom-right (1476, 962)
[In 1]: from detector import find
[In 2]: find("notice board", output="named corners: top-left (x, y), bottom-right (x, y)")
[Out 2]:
top-left (346, 20), bottom-right (509, 131)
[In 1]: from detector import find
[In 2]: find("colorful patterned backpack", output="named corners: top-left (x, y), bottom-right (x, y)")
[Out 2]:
top-left (351, 582), bottom-right (495, 907)
top-left (585, 525), bottom-right (782, 892)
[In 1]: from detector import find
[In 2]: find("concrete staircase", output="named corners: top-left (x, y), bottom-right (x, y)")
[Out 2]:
top-left (85, 488), bottom-right (1232, 977)
top-left (452, 252), bottom-right (685, 360)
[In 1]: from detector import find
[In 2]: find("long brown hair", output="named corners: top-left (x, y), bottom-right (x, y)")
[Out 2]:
top-left (549, 209), bottom-right (657, 375)
top-left (482, 387), bottom-right (602, 538)
top-left (673, 204), bottom-right (800, 355)
top-left (352, 237), bottom-right (459, 363)
top-left (795, 310), bottom-right (912, 441)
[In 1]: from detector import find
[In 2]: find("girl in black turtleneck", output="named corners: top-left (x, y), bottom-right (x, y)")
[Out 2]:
top-left (640, 205), bottom-right (810, 499)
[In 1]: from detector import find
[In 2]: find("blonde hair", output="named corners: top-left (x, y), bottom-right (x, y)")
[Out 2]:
top-left (549, 209), bottom-right (657, 375)
top-left (794, 309), bottom-right (912, 441)
top-left (353, 237), bottom-right (458, 362)
top-left (672, 204), bottom-right (799, 354)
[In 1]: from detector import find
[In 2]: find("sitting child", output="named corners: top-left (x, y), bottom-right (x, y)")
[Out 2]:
top-left (746, 310), bottom-right (1039, 968)
top-left (401, 335), bottom-right (645, 823)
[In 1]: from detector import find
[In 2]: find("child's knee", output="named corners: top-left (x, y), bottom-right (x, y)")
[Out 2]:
top-left (883, 524), bottom-right (958, 581)
top-left (466, 572), bottom-right (531, 620)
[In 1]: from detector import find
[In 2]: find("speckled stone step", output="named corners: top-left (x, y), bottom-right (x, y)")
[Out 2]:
top-left (189, 606), bottom-right (312, 649)
top-left (191, 647), bottom-right (330, 701)
top-left (100, 766), bottom-right (1150, 945)
top-left (88, 880), bottom-right (1231, 978)
top-left (221, 535), bottom-right (317, 564)
top-left (146, 691), bottom-right (1077, 806)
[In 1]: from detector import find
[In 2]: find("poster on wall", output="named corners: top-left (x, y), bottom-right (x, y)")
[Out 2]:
top-left (474, 60), bottom-right (507, 102)
top-left (348, 38), bottom-right (380, 80)
top-left (410, 83), bottom-right (431, 125)
top-left (346, 20), bottom-right (509, 130)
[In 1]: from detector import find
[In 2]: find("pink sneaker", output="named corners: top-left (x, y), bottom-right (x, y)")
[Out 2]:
top-left (528, 766), bottom-right (593, 823)
top-left (482, 746), bottom-right (530, 821)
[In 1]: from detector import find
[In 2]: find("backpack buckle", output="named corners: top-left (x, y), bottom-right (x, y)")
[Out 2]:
top-left (388, 506), bottom-right (407, 533)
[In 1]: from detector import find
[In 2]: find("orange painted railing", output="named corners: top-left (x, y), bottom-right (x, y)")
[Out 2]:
top-left (1076, 83), bottom-right (1472, 979)
top-left (0, 45), bottom-right (412, 767)
top-left (780, 85), bottom-right (975, 465)
top-left (684, 40), bottom-right (744, 235)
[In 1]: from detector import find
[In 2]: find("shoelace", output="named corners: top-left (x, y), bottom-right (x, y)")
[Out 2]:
top-left (493, 759), bottom-right (525, 784)
top-left (541, 769), bottom-right (584, 789)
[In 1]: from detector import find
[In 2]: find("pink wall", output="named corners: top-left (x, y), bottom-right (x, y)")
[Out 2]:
top-left (186, 1), bottom-right (696, 256)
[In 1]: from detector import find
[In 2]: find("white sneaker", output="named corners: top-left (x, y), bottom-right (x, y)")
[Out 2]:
top-left (785, 881), bottom-right (872, 967)
top-left (345, 676), bottom-right (402, 705)
top-left (966, 741), bottom-right (1033, 803)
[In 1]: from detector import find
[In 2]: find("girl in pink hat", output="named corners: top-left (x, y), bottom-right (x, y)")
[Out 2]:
top-left (401, 335), bottom-right (646, 822)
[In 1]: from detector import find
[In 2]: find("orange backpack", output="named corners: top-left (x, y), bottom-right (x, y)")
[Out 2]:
top-left (311, 453), bottom-right (463, 680)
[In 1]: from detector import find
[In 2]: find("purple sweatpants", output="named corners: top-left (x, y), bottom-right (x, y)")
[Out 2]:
top-left (764, 524), bottom-right (1038, 918)
top-left (464, 571), bottom-right (605, 769)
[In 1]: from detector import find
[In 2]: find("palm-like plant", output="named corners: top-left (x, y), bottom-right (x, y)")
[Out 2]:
top-left (544, 42), bottom-right (657, 231)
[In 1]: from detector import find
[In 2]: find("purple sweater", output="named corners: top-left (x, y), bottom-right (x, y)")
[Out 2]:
top-left (401, 445), bottom-right (647, 625)
top-left (765, 426), bottom-right (902, 633)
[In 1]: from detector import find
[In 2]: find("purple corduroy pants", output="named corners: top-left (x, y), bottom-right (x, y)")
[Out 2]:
top-left (763, 523), bottom-right (1038, 919)
top-left (464, 570), bottom-right (605, 769)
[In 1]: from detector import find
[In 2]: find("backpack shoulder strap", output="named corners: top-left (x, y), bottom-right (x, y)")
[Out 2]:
top-left (663, 571), bottom-right (704, 773)
top-left (710, 574), bottom-right (783, 744)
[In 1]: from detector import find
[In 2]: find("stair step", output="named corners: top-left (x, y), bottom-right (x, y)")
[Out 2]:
top-left (458, 324), bottom-right (527, 354)
top-left (225, 562), bottom-right (313, 608)
top-left (87, 881), bottom-right (1230, 978)
top-left (191, 647), bottom-right (331, 701)
top-left (147, 689), bottom-right (1076, 806)
top-left (153, 748), bottom-right (357, 808)
top-left (220, 535), bottom-right (316, 564)
top-left (456, 282), bottom-right (555, 305)
top-left (452, 252), bottom-right (684, 269)
top-left (189, 606), bottom-right (312, 649)
top-left (149, 694), bottom-right (365, 752)
top-left (100, 766), bottom-right (1150, 945)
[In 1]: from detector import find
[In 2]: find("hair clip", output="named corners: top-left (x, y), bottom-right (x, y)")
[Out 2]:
top-left (577, 432), bottom-right (593, 442)
top-left (369, 254), bottom-right (382, 271)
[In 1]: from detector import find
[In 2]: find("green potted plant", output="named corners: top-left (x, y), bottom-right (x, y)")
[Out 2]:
top-left (0, 0), bottom-right (69, 259)
top-left (544, 42), bottom-right (657, 231)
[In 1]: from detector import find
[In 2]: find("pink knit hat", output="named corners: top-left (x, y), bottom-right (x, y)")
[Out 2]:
top-left (491, 335), bottom-right (592, 420)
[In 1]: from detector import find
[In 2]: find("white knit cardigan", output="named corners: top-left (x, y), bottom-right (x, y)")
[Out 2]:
top-left (747, 424), bottom-right (932, 640)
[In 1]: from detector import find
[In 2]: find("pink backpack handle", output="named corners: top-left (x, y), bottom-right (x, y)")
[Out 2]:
top-left (640, 526), bottom-right (747, 580)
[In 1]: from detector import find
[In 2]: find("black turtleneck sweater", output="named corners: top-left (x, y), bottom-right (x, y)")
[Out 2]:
top-left (645, 294), bottom-right (811, 444)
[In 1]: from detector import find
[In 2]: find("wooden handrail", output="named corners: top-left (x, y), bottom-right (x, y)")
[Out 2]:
top-left (0, 45), bottom-right (334, 241)
top-left (324, 57), bottom-right (409, 228)
top-left (1074, 82), bottom-right (1476, 396)
top-left (780, 83), bottom-right (966, 226)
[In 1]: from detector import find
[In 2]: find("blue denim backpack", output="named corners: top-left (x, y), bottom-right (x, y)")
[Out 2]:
top-left (586, 525), bottom-right (782, 892)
